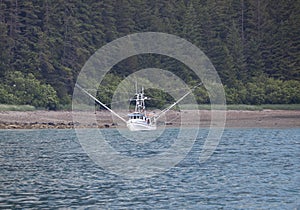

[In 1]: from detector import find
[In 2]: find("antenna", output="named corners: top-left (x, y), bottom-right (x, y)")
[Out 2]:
top-left (135, 80), bottom-right (138, 95)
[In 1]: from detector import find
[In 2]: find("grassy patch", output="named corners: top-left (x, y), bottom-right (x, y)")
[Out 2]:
top-left (0, 104), bottom-right (36, 111)
top-left (179, 104), bottom-right (260, 110)
top-left (177, 104), bottom-right (300, 110)
top-left (226, 104), bottom-right (263, 111)
top-left (259, 104), bottom-right (300, 110)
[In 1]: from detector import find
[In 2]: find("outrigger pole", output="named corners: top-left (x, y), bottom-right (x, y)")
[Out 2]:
top-left (154, 83), bottom-right (202, 121)
top-left (75, 84), bottom-right (127, 124)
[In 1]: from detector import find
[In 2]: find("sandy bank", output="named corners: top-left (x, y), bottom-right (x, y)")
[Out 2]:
top-left (0, 110), bottom-right (299, 129)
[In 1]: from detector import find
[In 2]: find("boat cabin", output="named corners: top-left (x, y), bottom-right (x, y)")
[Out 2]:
top-left (128, 112), bottom-right (146, 120)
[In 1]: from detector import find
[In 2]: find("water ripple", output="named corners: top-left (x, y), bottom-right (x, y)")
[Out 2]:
top-left (0, 128), bottom-right (299, 209)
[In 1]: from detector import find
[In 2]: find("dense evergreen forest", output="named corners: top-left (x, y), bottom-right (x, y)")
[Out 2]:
top-left (0, 0), bottom-right (299, 109)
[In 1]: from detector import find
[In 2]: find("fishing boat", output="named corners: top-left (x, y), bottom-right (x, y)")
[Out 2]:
top-left (126, 86), bottom-right (156, 131)
top-left (75, 83), bottom-right (200, 131)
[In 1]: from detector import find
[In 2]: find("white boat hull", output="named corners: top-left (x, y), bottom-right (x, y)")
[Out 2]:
top-left (127, 120), bottom-right (156, 131)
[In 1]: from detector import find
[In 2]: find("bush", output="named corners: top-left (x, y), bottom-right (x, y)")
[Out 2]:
top-left (224, 76), bottom-right (300, 105)
top-left (1, 71), bottom-right (59, 110)
top-left (0, 84), bottom-right (20, 104)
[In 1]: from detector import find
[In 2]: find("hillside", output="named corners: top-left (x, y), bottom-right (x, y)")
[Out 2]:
top-left (0, 0), bottom-right (299, 109)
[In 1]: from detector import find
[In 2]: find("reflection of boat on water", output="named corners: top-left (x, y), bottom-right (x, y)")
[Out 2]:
top-left (75, 83), bottom-right (200, 131)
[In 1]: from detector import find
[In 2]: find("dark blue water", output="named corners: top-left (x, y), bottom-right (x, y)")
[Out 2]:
top-left (0, 128), bottom-right (299, 209)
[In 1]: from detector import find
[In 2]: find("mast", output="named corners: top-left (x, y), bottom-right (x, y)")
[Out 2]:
top-left (134, 86), bottom-right (146, 113)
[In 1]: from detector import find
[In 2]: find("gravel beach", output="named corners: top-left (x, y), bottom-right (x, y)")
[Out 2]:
top-left (0, 110), bottom-right (299, 129)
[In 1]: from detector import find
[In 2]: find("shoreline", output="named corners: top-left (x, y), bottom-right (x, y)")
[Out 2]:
top-left (0, 110), bottom-right (299, 129)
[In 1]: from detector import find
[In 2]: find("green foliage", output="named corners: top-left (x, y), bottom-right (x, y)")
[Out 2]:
top-left (194, 86), bottom-right (210, 104)
top-left (144, 89), bottom-right (174, 109)
top-left (0, 0), bottom-right (299, 107)
top-left (96, 74), bottom-right (123, 109)
top-left (0, 71), bottom-right (59, 109)
top-left (0, 84), bottom-right (19, 104)
top-left (225, 76), bottom-right (300, 105)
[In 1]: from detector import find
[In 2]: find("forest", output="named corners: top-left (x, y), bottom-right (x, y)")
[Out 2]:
top-left (0, 0), bottom-right (299, 109)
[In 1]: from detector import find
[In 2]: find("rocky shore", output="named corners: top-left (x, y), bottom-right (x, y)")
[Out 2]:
top-left (0, 110), bottom-right (299, 129)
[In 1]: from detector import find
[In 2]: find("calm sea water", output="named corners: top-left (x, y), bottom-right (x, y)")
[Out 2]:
top-left (0, 128), bottom-right (299, 209)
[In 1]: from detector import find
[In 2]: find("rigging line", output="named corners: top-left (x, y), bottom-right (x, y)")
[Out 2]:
top-left (75, 84), bottom-right (127, 124)
top-left (154, 83), bottom-right (202, 121)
